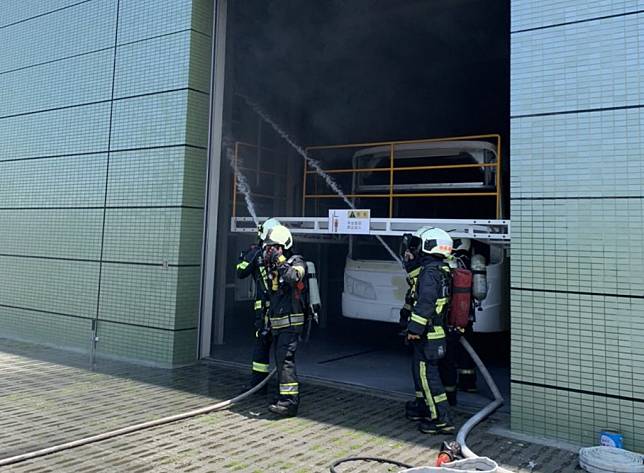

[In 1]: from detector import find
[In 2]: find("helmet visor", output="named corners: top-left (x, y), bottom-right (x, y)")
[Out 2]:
top-left (400, 233), bottom-right (422, 257)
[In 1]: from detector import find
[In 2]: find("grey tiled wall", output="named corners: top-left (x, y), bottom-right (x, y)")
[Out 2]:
top-left (511, 1), bottom-right (644, 450)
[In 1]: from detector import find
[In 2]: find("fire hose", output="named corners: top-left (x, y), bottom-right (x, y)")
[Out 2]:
top-left (1, 338), bottom-right (505, 472)
top-left (330, 338), bottom-right (515, 473)
top-left (0, 369), bottom-right (277, 467)
top-left (6, 340), bottom-right (635, 472)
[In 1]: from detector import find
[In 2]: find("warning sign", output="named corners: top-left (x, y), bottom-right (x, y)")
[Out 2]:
top-left (328, 209), bottom-right (371, 234)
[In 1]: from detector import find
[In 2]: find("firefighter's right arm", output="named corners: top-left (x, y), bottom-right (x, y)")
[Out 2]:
top-left (236, 245), bottom-right (261, 279)
top-left (407, 268), bottom-right (440, 336)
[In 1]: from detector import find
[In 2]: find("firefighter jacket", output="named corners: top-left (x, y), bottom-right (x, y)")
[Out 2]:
top-left (403, 260), bottom-right (423, 313)
top-left (266, 254), bottom-right (307, 331)
top-left (236, 245), bottom-right (271, 314)
top-left (406, 256), bottom-right (451, 337)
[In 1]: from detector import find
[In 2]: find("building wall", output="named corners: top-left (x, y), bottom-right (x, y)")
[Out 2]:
top-left (0, 0), bottom-right (212, 366)
top-left (511, 1), bottom-right (644, 450)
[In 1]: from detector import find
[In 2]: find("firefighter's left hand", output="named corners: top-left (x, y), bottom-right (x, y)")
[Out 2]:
top-left (407, 333), bottom-right (421, 341)
top-left (399, 307), bottom-right (411, 329)
top-left (447, 326), bottom-right (464, 340)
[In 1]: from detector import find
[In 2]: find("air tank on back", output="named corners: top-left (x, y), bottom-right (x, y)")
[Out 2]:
top-left (471, 254), bottom-right (488, 304)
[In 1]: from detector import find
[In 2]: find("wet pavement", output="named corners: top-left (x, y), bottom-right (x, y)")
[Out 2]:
top-left (0, 338), bottom-right (581, 472)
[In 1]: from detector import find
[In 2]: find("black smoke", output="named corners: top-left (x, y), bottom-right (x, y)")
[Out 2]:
top-left (231, 0), bottom-right (509, 144)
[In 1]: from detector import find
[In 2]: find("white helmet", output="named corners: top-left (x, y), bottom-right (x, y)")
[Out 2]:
top-left (258, 217), bottom-right (281, 241)
top-left (417, 227), bottom-right (453, 257)
top-left (413, 225), bottom-right (433, 237)
top-left (401, 226), bottom-right (441, 258)
top-left (453, 238), bottom-right (471, 253)
top-left (265, 224), bottom-right (293, 250)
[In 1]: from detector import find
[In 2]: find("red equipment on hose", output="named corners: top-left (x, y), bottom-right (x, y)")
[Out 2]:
top-left (435, 440), bottom-right (463, 466)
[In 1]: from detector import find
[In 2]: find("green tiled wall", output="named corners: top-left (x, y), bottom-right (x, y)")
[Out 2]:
top-left (511, 1), bottom-right (644, 451)
top-left (0, 0), bottom-right (117, 72)
top-left (107, 148), bottom-right (206, 208)
top-left (0, 306), bottom-right (91, 353)
top-left (0, 209), bottom-right (103, 259)
top-left (0, 0), bottom-right (212, 366)
top-left (0, 103), bottom-right (112, 159)
top-left (0, 49), bottom-right (114, 116)
top-left (0, 257), bottom-right (99, 316)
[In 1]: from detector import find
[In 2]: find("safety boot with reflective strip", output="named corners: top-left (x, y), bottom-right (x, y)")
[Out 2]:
top-left (405, 394), bottom-right (430, 421)
top-left (268, 399), bottom-right (298, 417)
top-left (418, 417), bottom-right (455, 435)
top-left (406, 401), bottom-right (430, 421)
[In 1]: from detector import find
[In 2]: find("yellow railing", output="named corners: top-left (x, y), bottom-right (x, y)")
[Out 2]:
top-left (303, 134), bottom-right (502, 218)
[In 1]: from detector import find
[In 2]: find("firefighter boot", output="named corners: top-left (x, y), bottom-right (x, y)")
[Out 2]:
top-left (268, 400), bottom-right (298, 417)
top-left (405, 399), bottom-right (430, 421)
top-left (418, 415), bottom-right (456, 435)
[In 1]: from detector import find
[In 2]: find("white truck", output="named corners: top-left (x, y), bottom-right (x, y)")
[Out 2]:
top-left (341, 141), bottom-right (509, 332)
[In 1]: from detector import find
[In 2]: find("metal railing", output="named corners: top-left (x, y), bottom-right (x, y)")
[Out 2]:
top-left (231, 141), bottom-right (285, 219)
top-left (303, 134), bottom-right (502, 218)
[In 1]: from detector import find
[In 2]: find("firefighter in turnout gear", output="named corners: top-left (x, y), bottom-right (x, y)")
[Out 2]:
top-left (262, 225), bottom-right (306, 417)
top-left (400, 227), bottom-right (455, 434)
top-left (235, 217), bottom-right (281, 394)
top-left (399, 226), bottom-right (431, 407)
top-left (440, 238), bottom-right (478, 406)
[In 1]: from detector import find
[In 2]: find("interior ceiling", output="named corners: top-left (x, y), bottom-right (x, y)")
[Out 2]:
top-left (232, 0), bottom-right (509, 145)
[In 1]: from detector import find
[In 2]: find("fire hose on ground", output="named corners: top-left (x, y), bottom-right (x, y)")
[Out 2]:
top-left (0, 369), bottom-right (277, 467)
top-left (0, 339), bottom-right (506, 472)
top-left (330, 337), bottom-right (514, 473)
top-left (2, 344), bottom-right (641, 472)
top-left (330, 339), bottom-right (644, 472)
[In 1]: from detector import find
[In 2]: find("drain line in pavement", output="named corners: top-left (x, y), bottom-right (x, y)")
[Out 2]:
top-left (316, 348), bottom-right (382, 364)
top-left (0, 370), bottom-right (276, 467)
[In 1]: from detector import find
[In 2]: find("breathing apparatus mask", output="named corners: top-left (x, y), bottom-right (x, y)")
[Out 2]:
top-left (400, 233), bottom-right (423, 272)
top-left (400, 233), bottom-right (421, 260)
top-left (263, 244), bottom-right (282, 271)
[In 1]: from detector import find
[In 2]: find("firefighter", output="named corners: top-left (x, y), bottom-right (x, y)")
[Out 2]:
top-left (235, 217), bottom-right (281, 394)
top-left (262, 224), bottom-right (306, 417)
top-left (440, 238), bottom-right (478, 405)
top-left (401, 227), bottom-right (454, 434)
top-left (400, 226), bottom-right (430, 414)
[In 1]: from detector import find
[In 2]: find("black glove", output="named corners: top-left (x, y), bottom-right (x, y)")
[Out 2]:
top-left (399, 307), bottom-right (411, 329)
top-left (447, 325), bottom-right (464, 340)
top-left (248, 245), bottom-right (263, 261)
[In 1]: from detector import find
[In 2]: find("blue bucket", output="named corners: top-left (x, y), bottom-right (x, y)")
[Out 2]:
top-left (600, 430), bottom-right (624, 448)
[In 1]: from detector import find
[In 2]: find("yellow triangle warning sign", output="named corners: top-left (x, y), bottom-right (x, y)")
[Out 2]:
top-left (348, 211), bottom-right (356, 218)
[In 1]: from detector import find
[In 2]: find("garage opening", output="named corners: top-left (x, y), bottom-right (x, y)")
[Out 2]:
top-left (208, 0), bottom-right (510, 409)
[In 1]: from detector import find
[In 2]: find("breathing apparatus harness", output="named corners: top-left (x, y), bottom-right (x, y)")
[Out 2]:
top-left (262, 245), bottom-right (320, 340)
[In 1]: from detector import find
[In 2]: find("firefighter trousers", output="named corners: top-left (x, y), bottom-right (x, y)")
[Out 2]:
top-left (412, 338), bottom-right (449, 421)
top-left (273, 328), bottom-right (300, 406)
top-left (250, 329), bottom-right (272, 386)
top-left (410, 346), bottom-right (424, 402)
top-left (438, 325), bottom-right (477, 401)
